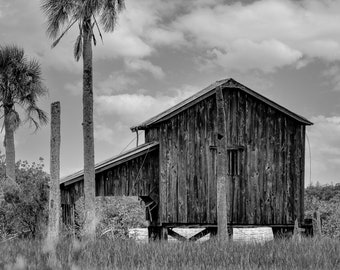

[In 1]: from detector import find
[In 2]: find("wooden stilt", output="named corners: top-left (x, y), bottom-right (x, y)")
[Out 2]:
top-left (293, 219), bottom-right (304, 240)
top-left (189, 228), bottom-right (211, 241)
top-left (313, 211), bottom-right (322, 236)
top-left (161, 227), bottom-right (168, 241)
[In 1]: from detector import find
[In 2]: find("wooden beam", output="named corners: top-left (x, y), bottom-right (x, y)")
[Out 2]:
top-left (188, 228), bottom-right (211, 241)
top-left (216, 86), bottom-right (229, 240)
top-left (168, 228), bottom-right (187, 241)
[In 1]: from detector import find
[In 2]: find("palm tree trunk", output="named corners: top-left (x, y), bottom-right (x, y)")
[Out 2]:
top-left (4, 105), bottom-right (16, 184)
top-left (82, 17), bottom-right (96, 237)
top-left (47, 101), bottom-right (61, 244)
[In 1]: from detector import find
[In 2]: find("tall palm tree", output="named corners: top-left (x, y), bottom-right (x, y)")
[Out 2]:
top-left (0, 45), bottom-right (48, 186)
top-left (41, 0), bottom-right (125, 236)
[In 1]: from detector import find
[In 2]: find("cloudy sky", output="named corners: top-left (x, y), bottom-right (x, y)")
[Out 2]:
top-left (0, 0), bottom-right (340, 185)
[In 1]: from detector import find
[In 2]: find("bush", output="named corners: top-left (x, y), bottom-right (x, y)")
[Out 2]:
top-left (71, 196), bottom-right (146, 239)
top-left (305, 184), bottom-right (340, 238)
top-left (0, 158), bottom-right (49, 240)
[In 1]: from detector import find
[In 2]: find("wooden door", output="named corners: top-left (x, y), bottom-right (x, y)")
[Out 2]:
top-left (227, 148), bottom-right (244, 224)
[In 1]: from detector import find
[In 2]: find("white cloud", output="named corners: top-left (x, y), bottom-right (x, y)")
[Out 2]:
top-left (3, 0), bottom-right (340, 75)
top-left (96, 31), bottom-right (153, 59)
top-left (307, 115), bottom-right (340, 184)
top-left (93, 0), bottom-right (184, 60)
top-left (96, 72), bottom-right (138, 95)
top-left (209, 39), bottom-right (302, 73)
top-left (94, 122), bottom-right (115, 144)
top-left (174, 0), bottom-right (340, 72)
top-left (95, 94), bottom-right (168, 126)
top-left (93, 84), bottom-right (197, 146)
top-left (147, 28), bottom-right (185, 47)
top-left (124, 59), bottom-right (165, 79)
top-left (322, 65), bottom-right (340, 92)
top-left (95, 84), bottom-right (197, 124)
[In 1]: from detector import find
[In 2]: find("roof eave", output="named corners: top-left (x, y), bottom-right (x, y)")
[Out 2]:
top-left (130, 78), bottom-right (313, 130)
top-left (130, 79), bottom-right (230, 131)
top-left (60, 142), bottom-right (159, 186)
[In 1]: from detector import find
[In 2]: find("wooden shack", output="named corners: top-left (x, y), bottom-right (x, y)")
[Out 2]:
top-left (60, 78), bottom-right (313, 239)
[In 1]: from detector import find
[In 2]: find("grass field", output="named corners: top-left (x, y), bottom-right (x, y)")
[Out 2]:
top-left (0, 237), bottom-right (340, 270)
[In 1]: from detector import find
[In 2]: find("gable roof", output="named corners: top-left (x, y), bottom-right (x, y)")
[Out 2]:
top-left (61, 142), bottom-right (159, 186)
top-left (130, 78), bottom-right (312, 131)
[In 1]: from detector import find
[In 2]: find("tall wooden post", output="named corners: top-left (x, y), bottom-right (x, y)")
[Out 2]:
top-left (313, 211), bottom-right (322, 236)
top-left (47, 101), bottom-right (61, 243)
top-left (216, 86), bottom-right (229, 240)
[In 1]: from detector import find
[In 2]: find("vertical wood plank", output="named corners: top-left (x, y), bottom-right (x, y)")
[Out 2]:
top-left (177, 113), bottom-right (185, 223)
top-left (300, 126), bottom-right (306, 223)
top-left (166, 121), bottom-right (172, 223)
top-left (171, 117), bottom-right (178, 223)
top-left (160, 124), bottom-right (167, 223)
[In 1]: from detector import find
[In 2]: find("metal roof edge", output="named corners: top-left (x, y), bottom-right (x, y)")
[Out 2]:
top-left (225, 79), bottom-right (313, 126)
top-left (60, 141), bottom-right (159, 185)
top-left (130, 78), bottom-right (312, 130)
top-left (130, 79), bottom-right (231, 131)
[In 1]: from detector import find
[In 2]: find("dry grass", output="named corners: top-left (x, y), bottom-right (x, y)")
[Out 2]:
top-left (0, 236), bottom-right (339, 269)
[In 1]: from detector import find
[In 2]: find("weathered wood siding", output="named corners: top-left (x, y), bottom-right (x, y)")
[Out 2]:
top-left (95, 150), bottom-right (159, 197)
top-left (145, 88), bottom-right (305, 225)
top-left (61, 150), bottom-right (159, 224)
top-left (145, 95), bottom-right (218, 225)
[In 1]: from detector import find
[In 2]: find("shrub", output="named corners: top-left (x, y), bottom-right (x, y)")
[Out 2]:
top-left (305, 184), bottom-right (340, 238)
top-left (0, 158), bottom-right (49, 240)
top-left (71, 196), bottom-right (146, 239)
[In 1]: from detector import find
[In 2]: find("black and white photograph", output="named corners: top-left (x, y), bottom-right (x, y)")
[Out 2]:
top-left (0, 0), bottom-right (339, 269)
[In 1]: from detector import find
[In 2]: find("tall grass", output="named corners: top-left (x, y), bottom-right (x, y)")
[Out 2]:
top-left (0, 237), bottom-right (339, 269)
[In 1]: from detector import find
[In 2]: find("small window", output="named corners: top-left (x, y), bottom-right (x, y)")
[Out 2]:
top-left (227, 149), bottom-right (241, 176)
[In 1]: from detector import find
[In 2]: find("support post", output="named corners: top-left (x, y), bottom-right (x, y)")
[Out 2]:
top-left (136, 130), bottom-right (139, 147)
top-left (148, 227), bottom-right (159, 241)
top-left (161, 227), bottom-right (168, 241)
top-left (293, 218), bottom-right (303, 241)
top-left (216, 86), bottom-right (229, 240)
top-left (313, 211), bottom-right (322, 236)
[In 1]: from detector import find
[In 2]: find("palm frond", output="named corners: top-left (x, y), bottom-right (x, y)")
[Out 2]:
top-left (6, 109), bottom-right (21, 132)
top-left (0, 45), bottom-right (25, 71)
top-left (26, 59), bottom-right (43, 84)
top-left (74, 32), bottom-right (83, 61)
top-left (100, 0), bottom-right (125, 32)
top-left (117, 0), bottom-right (125, 11)
top-left (83, 0), bottom-right (106, 18)
top-left (25, 104), bottom-right (49, 132)
top-left (51, 18), bottom-right (78, 48)
top-left (41, 0), bottom-right (76, 39)
top-left (92, 34), bottom-right (97, 46)
top-left (0, 45), bottom-right (48, 133)
top-left (14, 58), bottom-right (47, 103)
top-left (92, 15), bottom-right (103, 44)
